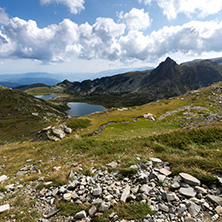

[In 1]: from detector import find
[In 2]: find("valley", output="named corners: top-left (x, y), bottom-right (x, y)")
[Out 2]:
top-left (0, 58), bottom-right (222, 221)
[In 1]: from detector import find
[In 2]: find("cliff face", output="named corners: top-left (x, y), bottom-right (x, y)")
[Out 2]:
top-left (57, 57), bottom-right (222, 107)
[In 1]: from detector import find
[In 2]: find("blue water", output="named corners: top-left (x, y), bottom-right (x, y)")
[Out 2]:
top-left (35, 94), bottom-right (61, 100)
top-left (66, 102), bottom-right (106, 117)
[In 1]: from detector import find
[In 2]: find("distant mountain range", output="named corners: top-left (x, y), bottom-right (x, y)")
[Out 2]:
top-left (0, 66), bottom-right (153, 88)
top-left (56, 57), bottom-right (222, 107)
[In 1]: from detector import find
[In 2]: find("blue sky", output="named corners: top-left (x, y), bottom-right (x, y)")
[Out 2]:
top-left (0, 0), bottom-right (222, 76)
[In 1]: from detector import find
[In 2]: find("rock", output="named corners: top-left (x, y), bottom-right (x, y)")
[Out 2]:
top-left (0, 175), bottom-right (8, 183)
top-left (131, 185), bottom-right (139, 194)
top-left (194, 186), bottom-right (207, 194)
top-left (179, 173), bottom-right (200, 186)
top-left (140, 184), bottom-right (152, 194)
top-left (89, 206), bottom-right (97, 217)
top-left (143, 113), bottom-right (156, 121)
top-left (0, 204), bottom-right (10, 213)
top-left (171, 181), bottom-right (180, 189)
top-left (75, 210), bottom-right (87, 219)
top-left (52, 127), bottom-right (66, 139)
top-left (92, 187), bottom-right (102, 196)
top-left (217, 176), bottom-right (222, 185)
top-left (159, 168), bottom-right (172, 176)
top-left (44, 208), bottom-right (61, 219)
top-left (166, 192), bottom-right (179, 202)
top-left (188, 202), bottom-right (201, 217)
top-left (207, 194), bottom-right (222, 205)
top-left (92, 199), bottom-right (103, 205)
top-left (106, 161), bottom-right (118, 168)
top-left (184, 217), bottom-right (196, 222)
top-left (64, 127), bottom-right (72, 134)
top-left (99, 202), bottom-right (109, 212)
top-left (212, 214), bottom-right (219, 221)
top-left (121, 184), bottom-right (130, 202)
top-left (63, 192), bottom-right (73, 201)
top-left (159, 203), bottom-right (169, 212)
top-left (149, 158), bottom-right (162, 163)
top-left (179, 187), bottom-right (196, 197)
top-left (215, 205), bottom-right (222, 215)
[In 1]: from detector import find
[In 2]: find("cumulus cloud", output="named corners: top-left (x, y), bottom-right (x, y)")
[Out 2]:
top-left (140, 0), bottom-right (222, 19)
top-left (119, 8), bottom-right (151, 30)
top-left (0, 17), bottom-right (80, 62)
top-left (0, 8), bottom-right (9, 24)
top-left (1, 8), bottom-right (222, 64)
top-left (40, 0), bottom-right (85, 14)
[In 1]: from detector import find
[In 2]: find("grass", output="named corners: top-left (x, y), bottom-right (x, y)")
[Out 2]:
top-left (94, 203), bottom-right (155, 221)
top-left (1, 82), bottom-right (222, 220)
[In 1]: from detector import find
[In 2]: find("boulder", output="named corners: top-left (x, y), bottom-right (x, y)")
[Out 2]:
top-left (179, 173), bottom-right (200, 186)
top-left (179, 187), bottom-right (196, 197)
top-left (143, 113), bottom-right (156, 121)
top-left (0, 204), bottom-right (10, 213)
top-left (120, 184), bottom-right (130, 202)
top-left (75, 210), bottom-right (87, 219)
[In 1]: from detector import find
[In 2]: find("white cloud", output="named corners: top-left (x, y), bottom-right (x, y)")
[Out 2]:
top-left (1, 8), bottom-right (222, 64)
top-left (40, 0), bottom-right (85, 14)
top-left (140, 0), bottom-right (222, 19)
top-left (0, 17), bottom-right (79, 62)
top-left (0, 8), bottom-right (9, 25)
top-left (119, 8), bottom-right (151, 30)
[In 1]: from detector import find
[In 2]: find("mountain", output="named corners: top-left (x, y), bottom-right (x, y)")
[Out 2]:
top-left (56, 57), bottom-right (222, 107)
top-left (14, 83), bottom-right (50, 91)
top-left (182, 56), bottom-right (222, 65)
top-left (0, 85), bottom-right (67, 144)
top-left (0, 72), bottom-right (61, 87)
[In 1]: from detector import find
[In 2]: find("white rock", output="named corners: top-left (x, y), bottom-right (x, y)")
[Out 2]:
top-left (0, 204), bottom-right (10, 213)
top-left (149, 157), bottom-right (162, 163)
top-left (179, 173), bottom-right (200, 186)
top-left (0, 175), bottom-right (8, 183)
top-left (75, 210), bottom-right (86, 219)
top-left (179, 187), bottom-right (196, 197)
top-left (120, 184), bottom-right (130, 202)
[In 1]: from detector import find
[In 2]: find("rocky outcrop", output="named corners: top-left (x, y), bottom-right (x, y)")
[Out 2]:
top-left (1, 158), bottom-right (219, 221)
top-left (34, 124), bottom-right (72, 141)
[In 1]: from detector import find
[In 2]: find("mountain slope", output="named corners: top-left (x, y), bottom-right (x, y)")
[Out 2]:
top-left (0, 86), bottom-right (67, 144)
top-left (56, 57), bottom-right (222, 107)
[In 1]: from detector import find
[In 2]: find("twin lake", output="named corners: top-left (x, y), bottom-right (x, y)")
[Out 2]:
top-left (36, 94), bottom-right (106, 117)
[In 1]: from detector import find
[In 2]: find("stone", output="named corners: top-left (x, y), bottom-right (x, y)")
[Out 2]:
top-left (159, 203), bottom-right (169, 212)
top-left (44, 208), bottom-right (60, 219)
top-left (179, 187), bottom-right (196, 197)
top-left (0, 204), bottom-right (10, 213)
top-left (143, 113), bottom-right (155, 121)
top-left (75, 210), bottom-right (87, 219)
top-left (171, 181), bottom-right (180, 189)
top-left (194, 186), bottom-right (207, 194)
top-left (120, 184), bottom-right (130, 202)
top-left (184, 217), bottom-right (196, 222)
top-left (0, 175), bottom-right (8, 183)
top-left (92, 187), bottom-right (102, 196)
top-left (92, 199), bottom-right (103, 205)
top-left (63, 192), bottom-right (73, 201)
top-left (159, 168), bottom-right (172, 176)
top-left (179, 173), bottom-right (200, 186)
top-left (131, 185), bottom-right (139, 194)
top-left (52, 128), bottom-right (66, 139)
top-left (207, 195), bottom-right (222, 205)
top-left (140, 184), bottom-right (152, 194)
top-left (64, 127), bottom-right (72, 134)
top-left (212, 214), bottom-right (219, 221)
top-left (89, 206), bottom-right (97, 217)
top-left (149, 157), bottom-right (162, 163)
top-left (106, 161), bottom-right (118, 168)
top-left (215, 205), bottom-right (222, 215)
top-left (188, 202), bottom-right (201, 217)
top-left (166, 192), bottom-right (179, 202)
top-left (99, 202), bottom-right (109, 212)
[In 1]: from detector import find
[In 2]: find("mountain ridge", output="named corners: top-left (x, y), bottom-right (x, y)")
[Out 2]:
top-left (56, 57), bottom-right (222, 107)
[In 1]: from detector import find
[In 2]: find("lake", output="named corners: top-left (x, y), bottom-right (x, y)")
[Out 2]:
top-left (35, 94), bottom-right (61, 100)
top-left (66, 102), bottom-right (106, 117)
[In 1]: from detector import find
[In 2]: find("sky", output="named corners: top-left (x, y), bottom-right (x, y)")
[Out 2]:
top-left (0, 0), bottom-right (222, 76)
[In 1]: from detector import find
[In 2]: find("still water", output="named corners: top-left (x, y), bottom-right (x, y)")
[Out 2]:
top-left (35, 94), bottom-right (61, 100)
top-left (66, 102), bottom-right (106, 117)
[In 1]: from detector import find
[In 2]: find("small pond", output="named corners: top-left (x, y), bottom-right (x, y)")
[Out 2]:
top-left (35, 94), bottom-right (62, 100)
top-left (66, 102), bottom-right (106, 117)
